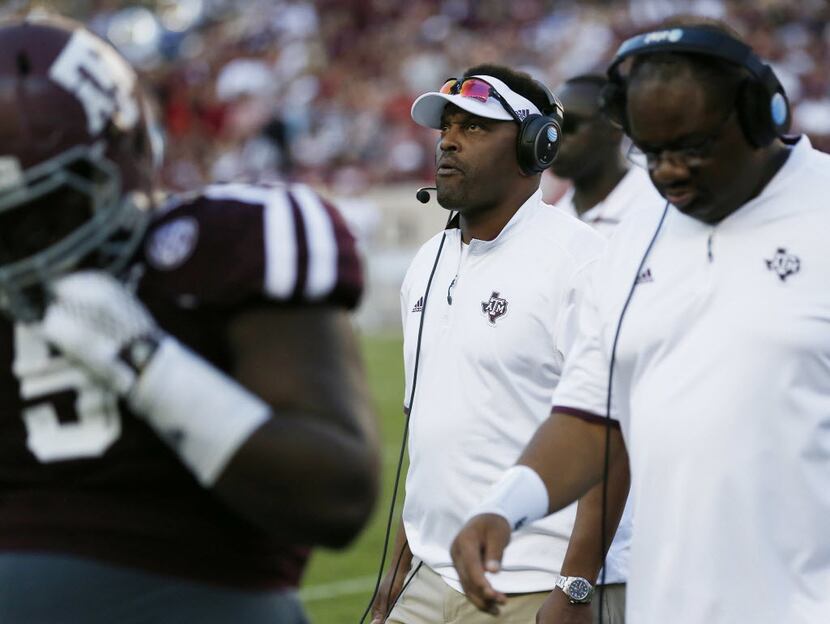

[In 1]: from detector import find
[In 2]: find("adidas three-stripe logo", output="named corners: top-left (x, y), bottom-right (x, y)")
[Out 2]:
top-left (636, 267), bottom-right (654, 284)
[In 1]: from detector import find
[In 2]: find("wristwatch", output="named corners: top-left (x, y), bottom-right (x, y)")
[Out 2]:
top-left (555, 575), bottom-right (595, 604)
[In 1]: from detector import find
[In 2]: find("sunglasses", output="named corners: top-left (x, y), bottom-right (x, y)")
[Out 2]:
top-left (439, 77), bottom-right (523, 124)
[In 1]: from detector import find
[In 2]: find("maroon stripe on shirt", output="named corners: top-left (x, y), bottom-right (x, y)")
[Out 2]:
top-left (286, 190), bottom-right (309, 301)
top-left (554, 405), bottom-right (621, 428)
top-left (587, 216), bottom-right (621, 226)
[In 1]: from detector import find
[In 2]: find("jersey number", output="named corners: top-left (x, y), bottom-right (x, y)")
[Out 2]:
top-left (13, 325), bottom-right (122, 462)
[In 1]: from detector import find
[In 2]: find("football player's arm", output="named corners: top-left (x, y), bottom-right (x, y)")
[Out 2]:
top-left (213, 304), bottom-right (380, 547)
top-left (42, 272), bottom-right (379, 548)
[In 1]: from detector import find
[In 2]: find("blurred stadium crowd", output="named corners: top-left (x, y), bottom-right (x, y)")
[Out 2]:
top-left (12, 0), bottom-right (830, 194)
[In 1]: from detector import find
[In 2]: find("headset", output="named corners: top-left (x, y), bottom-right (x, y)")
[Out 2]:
top-left (596, 201), bottom-right (668, 624)
top-left (359, 190), bottom-right (454, 624)
top-left (425, 74), bottom-right (564, 175)
top-left (515, 80), bottom-right (565, 175)
top-left (600, 26), bottom-right (791, 148)
top-left (418, 77), bottom-right (564, 188)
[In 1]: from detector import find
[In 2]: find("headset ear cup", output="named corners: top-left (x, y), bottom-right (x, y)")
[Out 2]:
top-left (539, 118), bottom-right (561, 167)
top-left (516, 115), bottom-right (560, 175)
top-left (735, 78), bottom-right (777, 148)
top-left (544, 119), bottom-right (562, 165)
top-left (736, 78), bottom-right (790, 147)
top-left (599, 81), bottom-right (628, 132)
top-left (516, 117), bottom-right (537, 175)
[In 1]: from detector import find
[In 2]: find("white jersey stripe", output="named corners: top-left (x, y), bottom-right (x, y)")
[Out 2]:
top-left (291, 185), bottom-right (338, 299)
top-left (262, 190), bottom-right (298, 299)
top-left (203, 183), bottom-right (299, 298)
top-left (202, 183), bottom-right (285, 205)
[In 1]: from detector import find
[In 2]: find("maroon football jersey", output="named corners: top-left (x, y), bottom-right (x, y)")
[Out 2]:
top-left (0, 183), bottom-right (362, 589)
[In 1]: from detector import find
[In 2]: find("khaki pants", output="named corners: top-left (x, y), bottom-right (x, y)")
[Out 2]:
top-left (592, 583), bottom-right (626, 624)
top-left (386, 561), bottom-right (548, 623)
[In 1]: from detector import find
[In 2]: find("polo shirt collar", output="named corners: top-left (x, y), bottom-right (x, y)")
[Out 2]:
top-left (445, 188), bottom-right (543, 254)
top-left (723, 134), bottom-right (811, 225)
top-left (757, 134), bottom-right (812, 198)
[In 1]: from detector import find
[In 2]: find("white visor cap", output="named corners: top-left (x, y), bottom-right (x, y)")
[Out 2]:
top-left (410, 74), bottom-right (542, 129)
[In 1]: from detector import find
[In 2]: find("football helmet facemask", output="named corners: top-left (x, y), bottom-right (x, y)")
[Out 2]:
top-left (0, 15), bottom-right (159, 321)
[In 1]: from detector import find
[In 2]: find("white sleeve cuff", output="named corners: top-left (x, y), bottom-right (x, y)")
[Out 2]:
top-left (129, 337), bottom-right (270, 486)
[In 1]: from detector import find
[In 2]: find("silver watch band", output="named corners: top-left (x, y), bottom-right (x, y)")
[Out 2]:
top-left (555, 575), bottom-right (595, 604)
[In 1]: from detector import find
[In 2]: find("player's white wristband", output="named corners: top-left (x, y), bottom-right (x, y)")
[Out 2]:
top-left (467, 465), bottom-right (549, 531)
top-left (128, 336), bottom-right (270, 486)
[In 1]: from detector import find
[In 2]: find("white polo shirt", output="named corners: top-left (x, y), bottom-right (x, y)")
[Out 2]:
top-left (553, 136), bottom-right (830, 623)
top-left (555, 164), bottom-right (665, 586)
top-left (401, 189), bottom-right (604, 594)
top-left (557, 166), bottom-right (659, 237)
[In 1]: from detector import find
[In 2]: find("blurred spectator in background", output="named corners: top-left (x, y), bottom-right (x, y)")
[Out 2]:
top-left (550, 74), bottom-right (662, 233)
top-left (4, 0), bottom-right (825, 196)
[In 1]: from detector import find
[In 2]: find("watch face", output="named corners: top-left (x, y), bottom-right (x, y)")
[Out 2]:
top-left (568, 578), bottom-right (591, 601)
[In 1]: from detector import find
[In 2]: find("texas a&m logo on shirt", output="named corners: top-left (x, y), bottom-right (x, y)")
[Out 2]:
top-left (765, 247), bottom-right (800, 282)
top-left (481, 291), bottom-right (508, 325)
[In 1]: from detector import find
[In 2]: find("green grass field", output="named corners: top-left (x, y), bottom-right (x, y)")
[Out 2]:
top-left (300, 333), bottom-right (407, 623)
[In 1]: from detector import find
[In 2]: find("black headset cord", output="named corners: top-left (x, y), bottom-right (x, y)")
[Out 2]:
top-left (359, 215), bottom-right (454, 624)
top-left (597, 201), bottom-right (668, 624)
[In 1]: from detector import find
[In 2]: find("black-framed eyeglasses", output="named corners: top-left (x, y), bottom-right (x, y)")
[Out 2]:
top-left (439, 77), bottom-right (523, 125)
top-left (627, 109), bottom-right (736, 171)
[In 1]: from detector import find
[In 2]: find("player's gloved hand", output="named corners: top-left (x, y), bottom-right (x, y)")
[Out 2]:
top-left (42, 270), bottom-right (162, 396)
top-left (450, 513), bottom-right (510, 615)
top-left (42, 270), bottom-right (270, 487)
top-left (536, 588), bottom-right (592, 624)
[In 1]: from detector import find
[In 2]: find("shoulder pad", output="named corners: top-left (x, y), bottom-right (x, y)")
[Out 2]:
top-left (141, 183), bottom-right (363, 309)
